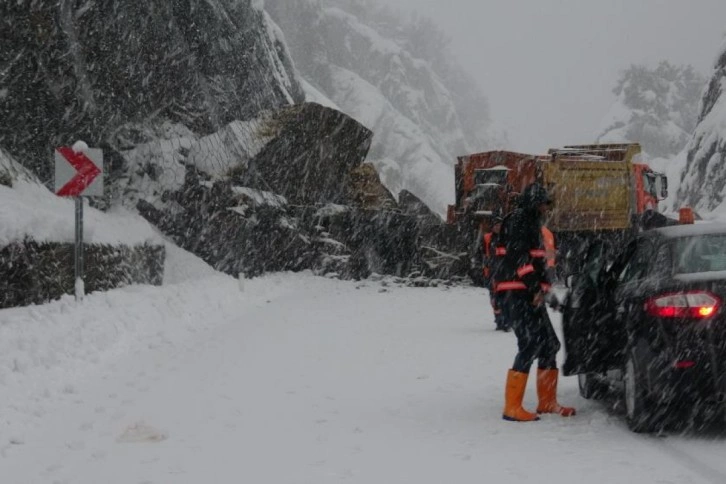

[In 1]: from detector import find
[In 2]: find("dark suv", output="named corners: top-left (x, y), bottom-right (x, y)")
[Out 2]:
top-left (562, 223), bottom-right (726, 432)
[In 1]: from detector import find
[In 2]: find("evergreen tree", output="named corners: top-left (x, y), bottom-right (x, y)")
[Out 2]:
top-left (598, 61), bottom-right (705, 158)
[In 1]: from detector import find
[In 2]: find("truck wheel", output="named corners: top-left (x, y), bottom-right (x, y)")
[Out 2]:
top-left (624, 351), bottom-right (659, 433)
top-left (578, 373), bottom-right (605, 400)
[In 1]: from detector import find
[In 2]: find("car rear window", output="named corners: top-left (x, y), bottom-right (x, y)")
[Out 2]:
top-left (674, 235), bottom-right (726, 274)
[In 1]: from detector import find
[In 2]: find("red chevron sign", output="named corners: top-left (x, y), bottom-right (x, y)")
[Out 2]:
top-left (55, 146), bottom-right (102, 197)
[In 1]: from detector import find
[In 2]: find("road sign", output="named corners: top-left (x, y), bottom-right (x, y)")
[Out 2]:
top-left (54, 146), bottom-right (103, 197)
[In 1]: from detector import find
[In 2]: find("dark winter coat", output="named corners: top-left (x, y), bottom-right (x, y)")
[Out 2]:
top-left (482, 230), bottom-right (503, 289)
top-left (492, 186), bottom-right (550, 297)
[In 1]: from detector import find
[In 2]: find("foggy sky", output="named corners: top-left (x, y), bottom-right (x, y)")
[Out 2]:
top-left (382, 0), bottom-right (726, 154)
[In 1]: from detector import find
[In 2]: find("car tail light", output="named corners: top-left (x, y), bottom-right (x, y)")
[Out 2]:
top-left (644, 291), bottom-right (720, 319)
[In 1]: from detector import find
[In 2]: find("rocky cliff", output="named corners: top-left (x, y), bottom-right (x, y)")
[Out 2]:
top-left (0, 0), bottom-right (304, 183)
top-left (676, 44), bottom-right (726, 215)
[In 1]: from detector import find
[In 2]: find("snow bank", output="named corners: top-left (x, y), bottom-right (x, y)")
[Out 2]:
top-left (0, 181), bottom-right (160, 246)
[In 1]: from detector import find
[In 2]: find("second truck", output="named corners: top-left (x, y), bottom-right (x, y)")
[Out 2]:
top-left (447, 143), bottom-right (669, 279)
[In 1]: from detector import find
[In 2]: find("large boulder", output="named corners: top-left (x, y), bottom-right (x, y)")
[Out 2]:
top-left (243, 103), bottom-right (373, 205)
top-left (128, 102), bottom-right (377, 276)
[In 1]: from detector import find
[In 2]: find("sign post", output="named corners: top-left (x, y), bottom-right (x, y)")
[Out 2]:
top-left (54, 142), bottom-right (103, 302)
top-left (75, 197), bottom-right (84, 299)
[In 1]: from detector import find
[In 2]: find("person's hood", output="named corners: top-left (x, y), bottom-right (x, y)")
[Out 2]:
top-left (518, 183), bottom-right (552, 211)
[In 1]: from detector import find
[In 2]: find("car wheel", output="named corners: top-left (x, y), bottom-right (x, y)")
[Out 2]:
top-left (578, 373), bottom-right (605, 400)
top-left (624, 351), bottom-right (658, 433)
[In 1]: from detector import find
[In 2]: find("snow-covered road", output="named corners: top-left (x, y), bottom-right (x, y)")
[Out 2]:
top-left (3, 266), bottom-right (726, 483)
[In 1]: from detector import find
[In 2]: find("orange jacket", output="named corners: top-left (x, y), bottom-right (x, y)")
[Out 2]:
top-left (541, 226), bottom-right (556, 269)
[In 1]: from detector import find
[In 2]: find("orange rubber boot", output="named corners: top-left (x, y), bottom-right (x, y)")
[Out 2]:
top-left (502, 369), bottom-right (540, 422)
top-left (536, 368), bottom-right (576, 417)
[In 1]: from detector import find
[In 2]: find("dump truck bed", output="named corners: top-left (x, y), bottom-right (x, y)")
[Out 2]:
top-left (544, 158), bottom-right (633, 232)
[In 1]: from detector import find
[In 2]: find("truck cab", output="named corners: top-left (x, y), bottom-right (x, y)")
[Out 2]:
top-left (447, 151), bottom-right (541, 231)
top-left (633, 163), bottom-right (668, 212)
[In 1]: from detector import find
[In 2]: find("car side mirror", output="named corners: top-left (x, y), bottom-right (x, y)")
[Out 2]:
top-left (656, 174), bottom-right (668, 200)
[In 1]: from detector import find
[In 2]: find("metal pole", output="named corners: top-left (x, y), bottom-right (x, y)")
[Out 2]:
top-left (75, 196), bottom-right (85, 301)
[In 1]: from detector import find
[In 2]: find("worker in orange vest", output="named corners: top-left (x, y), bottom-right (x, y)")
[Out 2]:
top-left (493, 183), bottom-right (574, 421)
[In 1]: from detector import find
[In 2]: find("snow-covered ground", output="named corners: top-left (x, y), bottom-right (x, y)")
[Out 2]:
top-left (3, 247), bottom-right (726, 483)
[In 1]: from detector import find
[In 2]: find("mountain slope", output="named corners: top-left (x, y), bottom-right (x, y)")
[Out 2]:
top-left (267, 0), bottom-right (492, 215)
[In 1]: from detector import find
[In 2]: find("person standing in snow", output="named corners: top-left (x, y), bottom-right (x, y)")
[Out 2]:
top-left (482, 210), bottom-right (509, 331)
top-left (493, 182), bottom-right (575, 422)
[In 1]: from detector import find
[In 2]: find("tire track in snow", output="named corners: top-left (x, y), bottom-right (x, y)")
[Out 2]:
top-left (652, 437), bottom-right (726, 484)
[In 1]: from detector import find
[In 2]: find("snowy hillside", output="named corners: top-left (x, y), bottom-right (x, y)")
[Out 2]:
top-left (267, 0), bottom-right (493, 216)
top-left (677, 43), bottom-right (726, 217)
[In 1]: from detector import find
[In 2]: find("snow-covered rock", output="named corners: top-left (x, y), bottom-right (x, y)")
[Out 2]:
top-left (244, 103), bottom-right (373, 205)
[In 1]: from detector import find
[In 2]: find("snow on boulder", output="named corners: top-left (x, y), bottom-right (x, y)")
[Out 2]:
top-left (187, 115), bottom-right (279, 179)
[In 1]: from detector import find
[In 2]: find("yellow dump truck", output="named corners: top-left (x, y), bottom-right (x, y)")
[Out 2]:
top-left (543, 143), bottom-right (668, 275)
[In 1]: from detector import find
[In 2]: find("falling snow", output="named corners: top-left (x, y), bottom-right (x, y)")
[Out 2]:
top-left (2, 1), bottom-right (726, 482)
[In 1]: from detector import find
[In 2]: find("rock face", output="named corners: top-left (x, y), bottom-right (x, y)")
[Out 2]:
top-left (0, 239), bottom-right (164, 309)
top-left (397, 189), bottom-right (469, 280)
top-left (0, 0), bottom-right (303, 181)
top-left (676, 45), bottom-right (726, 213)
